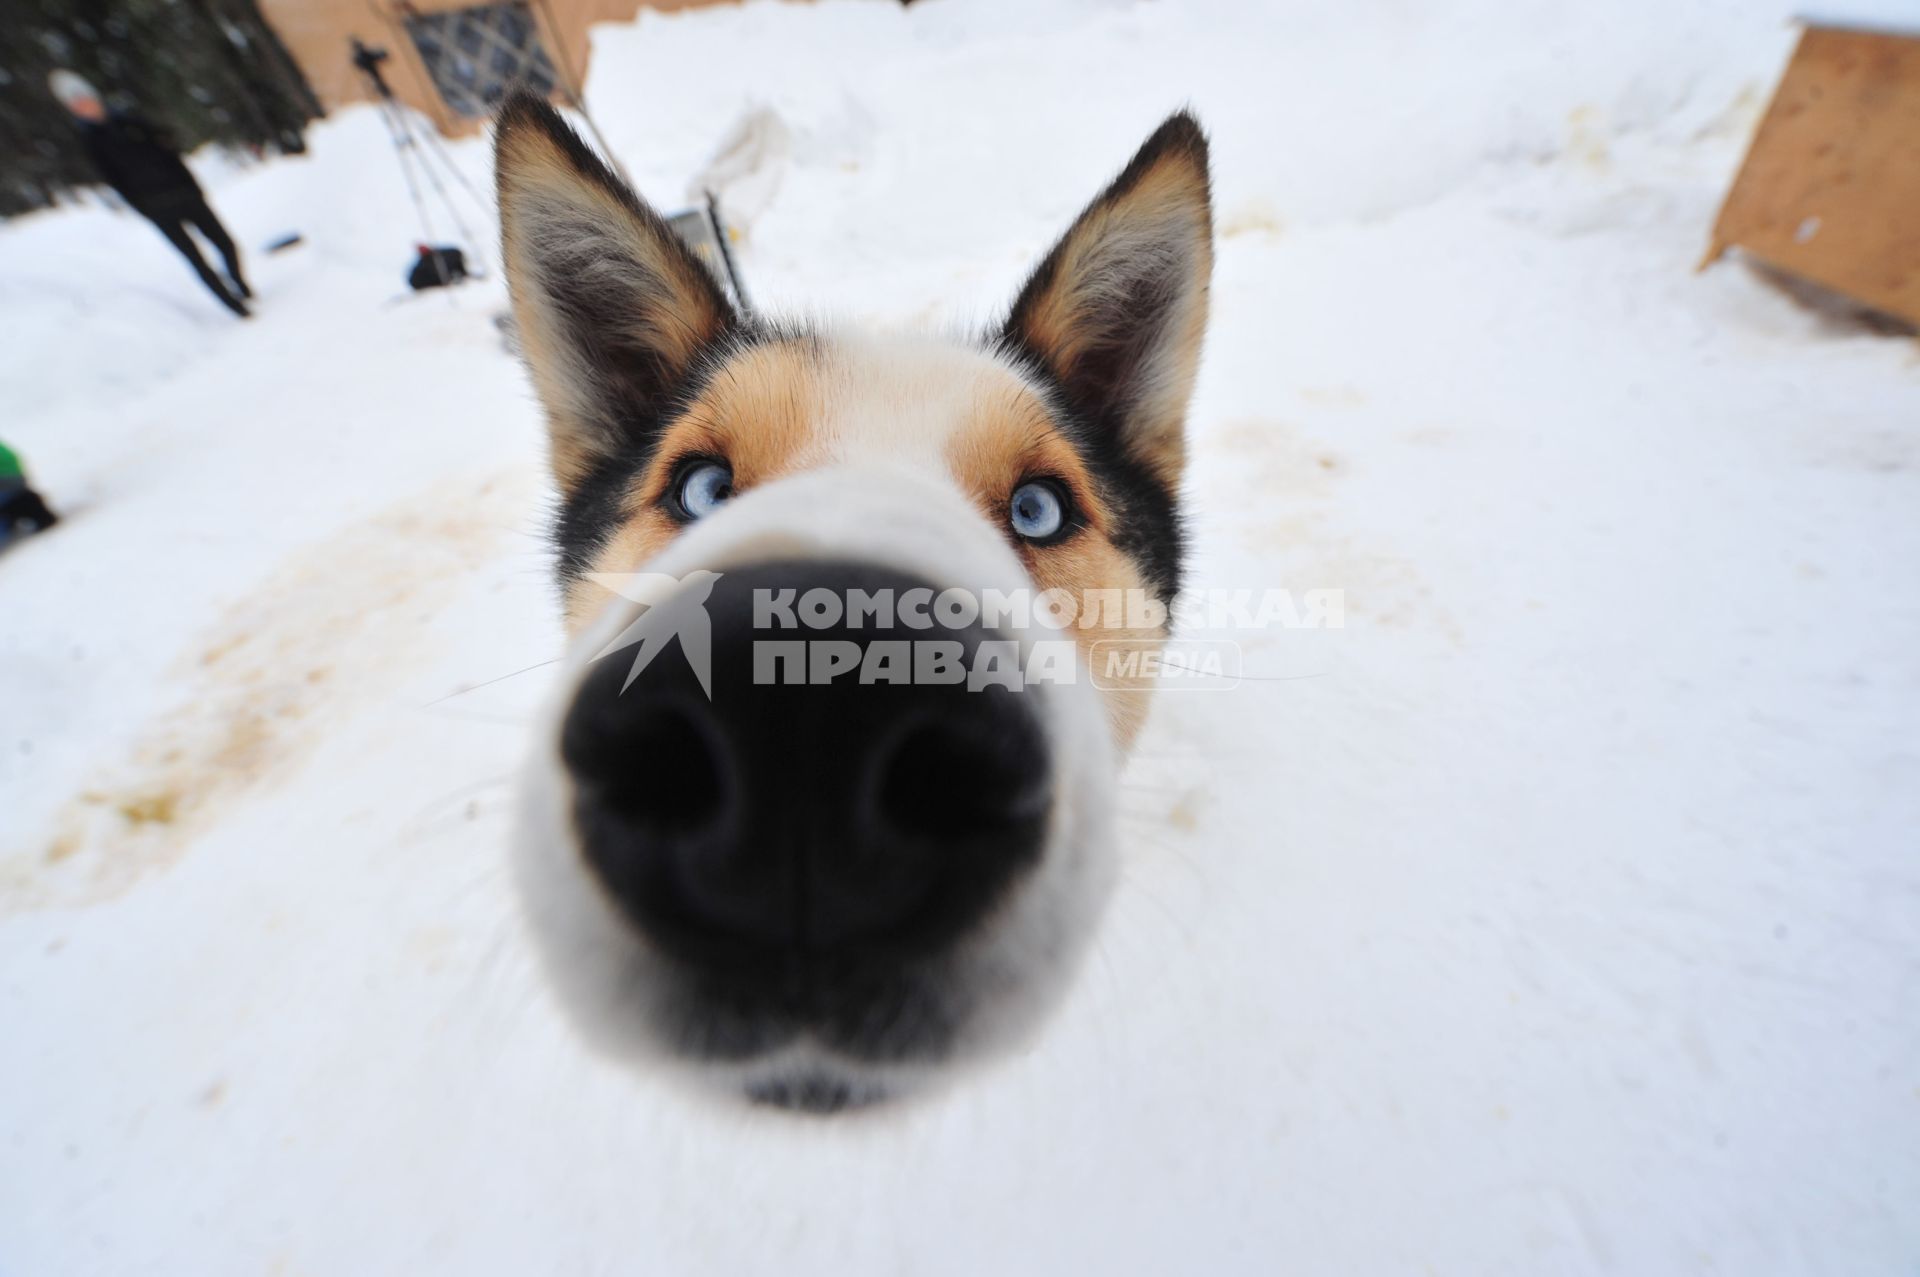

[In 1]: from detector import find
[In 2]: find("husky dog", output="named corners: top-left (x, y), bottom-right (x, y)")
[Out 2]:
top-left (497, 90), bottom-right (1211, 1111)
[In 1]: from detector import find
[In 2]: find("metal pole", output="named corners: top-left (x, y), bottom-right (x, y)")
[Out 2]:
top-left (527, 0), bottom-right (632, 186)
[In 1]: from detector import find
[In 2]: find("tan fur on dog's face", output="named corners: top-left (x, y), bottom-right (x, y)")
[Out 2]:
top-left (555, 333), bottom-right (1168, 746)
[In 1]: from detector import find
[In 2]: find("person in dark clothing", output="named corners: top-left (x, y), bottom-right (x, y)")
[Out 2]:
top-left (0, 440), bottom-right (58, 545)
top-left (49, 70), bottom-right (252, 318)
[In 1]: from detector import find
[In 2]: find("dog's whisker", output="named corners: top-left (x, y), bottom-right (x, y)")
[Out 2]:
top-left (423, 657), bottom-right (561, 706)
top-left (418, 706), bottom-right (534, 727)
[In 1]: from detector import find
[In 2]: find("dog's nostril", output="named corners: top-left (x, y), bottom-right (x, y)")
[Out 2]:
top-left (876, 709), bottom-right (1050, 841)
top-left (563, 695), bottom-right (727, 832)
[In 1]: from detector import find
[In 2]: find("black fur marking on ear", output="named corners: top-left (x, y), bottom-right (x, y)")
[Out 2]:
top-left (495, 89), bottom-right (742, 455)
top-left (536, 225), bottom-right (727, 441)
top-left (495, 89), bottom-right (736, 332)
top-left (986, 111), bottom-right (1211, 607)
top-left (992, 111), bottom-right (1210, 444)
top-left (997, 113), bottom-right (1209, 319)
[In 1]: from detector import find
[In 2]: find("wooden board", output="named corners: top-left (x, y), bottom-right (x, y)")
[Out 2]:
top-left (256, 0), bottom-right (729, 137)
top-left (1706, 25), bottom-right (1920, 327)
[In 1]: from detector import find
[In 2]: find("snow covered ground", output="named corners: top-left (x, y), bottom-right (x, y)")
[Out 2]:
top-left (3, 0), bottom-right (1916, 1271)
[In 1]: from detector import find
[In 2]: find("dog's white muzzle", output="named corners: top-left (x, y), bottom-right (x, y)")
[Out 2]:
top-left (515, 466), bottom-right (1117, 1110)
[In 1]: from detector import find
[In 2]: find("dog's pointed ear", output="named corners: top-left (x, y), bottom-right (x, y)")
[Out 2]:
top-left (495, 91), bottom-right (737, 490)
top-left (998, 112), bottom-right (1212, 487)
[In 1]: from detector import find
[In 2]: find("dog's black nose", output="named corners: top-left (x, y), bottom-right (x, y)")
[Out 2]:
top-left (560, 561), bottom-right (1050, 971)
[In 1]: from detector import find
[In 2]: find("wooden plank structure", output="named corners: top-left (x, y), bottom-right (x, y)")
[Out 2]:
top-left (256, 0), bottom-right (725, 137)
top-left (1704, 22), bottom-right (1920, 328)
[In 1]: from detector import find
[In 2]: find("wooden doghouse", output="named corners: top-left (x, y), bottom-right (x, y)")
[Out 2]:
top-left (1704, 20), bottom-right (1920, 328)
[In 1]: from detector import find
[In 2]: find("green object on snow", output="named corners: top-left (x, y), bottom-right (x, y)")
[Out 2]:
top-left (0, 441), bottom-right (23, 482)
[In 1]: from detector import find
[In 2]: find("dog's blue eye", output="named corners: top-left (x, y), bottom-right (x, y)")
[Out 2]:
top-left (677, 461), bottom-right (733, 520)
top-left (1009, 480), bottom-right (1066, 541)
